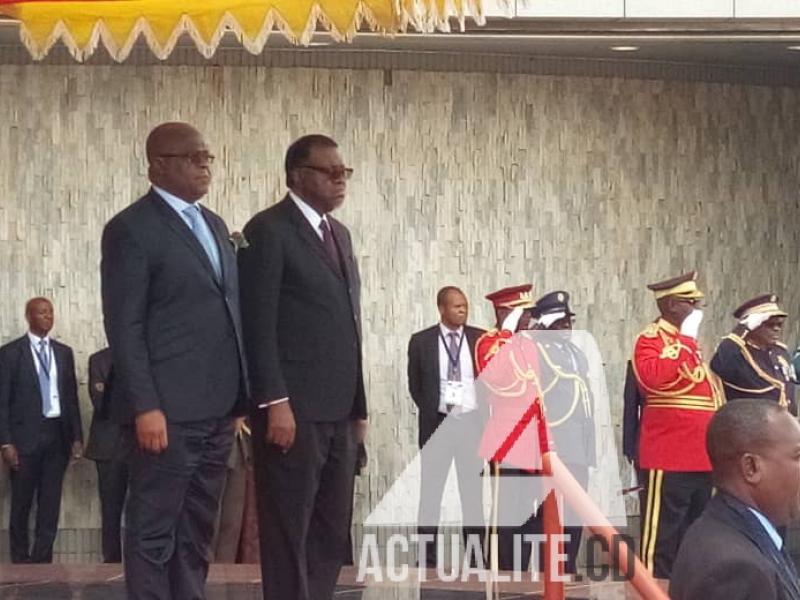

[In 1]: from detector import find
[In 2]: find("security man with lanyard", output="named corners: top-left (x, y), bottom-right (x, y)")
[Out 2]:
top-left (710, 294), bottom-right (797, 415)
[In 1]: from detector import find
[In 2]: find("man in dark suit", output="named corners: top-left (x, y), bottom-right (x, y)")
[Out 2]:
top-left (101, 122), bottom-right (246, 599)
top-left (671, 399), bottom-right (800, 599)
top-left (84, 347), bottom-right (128, 563)
top-left (238, 134), bottom-right (367, 600)
top-left (407, 286), bottom-right (485, 568)
top-left (0, 297), bottom-right (83, 563)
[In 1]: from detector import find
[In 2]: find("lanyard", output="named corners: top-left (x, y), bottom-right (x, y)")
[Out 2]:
top-left (439, 330), bottom-right (465, 370)
top-left (32, 342), bottom-right (52, 380)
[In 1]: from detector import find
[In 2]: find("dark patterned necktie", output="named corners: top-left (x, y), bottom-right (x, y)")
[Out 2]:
top-left (447, 332), bottom-right (461, 381)
top-left (319, 219), bottom-right (343, 275)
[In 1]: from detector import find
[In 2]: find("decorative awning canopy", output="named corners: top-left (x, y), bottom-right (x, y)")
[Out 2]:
top-left (0, 1), bottom-right (486, 62)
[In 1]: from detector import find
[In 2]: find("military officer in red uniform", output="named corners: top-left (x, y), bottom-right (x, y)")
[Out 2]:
top-left (474, 285), bottom-right (535, 375)
top-left (474, 285), bottom-right (540, 468)
top-left (710, 294), bottom-right (796, 414)
top-left (631, 272), bottom-right (722, 579)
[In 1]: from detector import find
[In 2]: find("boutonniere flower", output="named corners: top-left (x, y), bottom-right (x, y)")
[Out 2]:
top-left (229, 231), bottom-right (249, 250)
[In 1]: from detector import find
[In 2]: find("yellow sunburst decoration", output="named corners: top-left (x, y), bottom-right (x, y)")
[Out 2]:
top-left (0, 1), bottom-right (486, 62)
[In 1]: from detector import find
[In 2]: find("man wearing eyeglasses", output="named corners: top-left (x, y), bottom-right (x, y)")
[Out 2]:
top-left (238, 134), bottom-right (366, 600)
top-left (101, 122), bottom-right (247, 599)
top-left (629, 271), bottom-right (722, 579)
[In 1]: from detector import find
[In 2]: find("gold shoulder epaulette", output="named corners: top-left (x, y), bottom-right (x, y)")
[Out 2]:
top-left (776, 341), bottom-right (788, 350)
top-left (641, 323), bottom-right (660, 339)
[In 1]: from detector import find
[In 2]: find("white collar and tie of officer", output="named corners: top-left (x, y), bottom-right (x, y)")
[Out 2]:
top-left (27, 331), bottom-right (60, 418)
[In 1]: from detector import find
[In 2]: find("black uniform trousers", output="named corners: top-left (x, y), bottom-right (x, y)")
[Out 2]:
top-left (9, 417), bottom-right (69, 563)
top-left (639, 469), bottom-right (712, 579)
top-left (253, 419), bottom-right (356, 600)
top-left (95, 458), bottom-right (129, 563)
top-left (496, 464), bottom-right (589, 574)
top-left (124, 417), bottom-right (233, 600)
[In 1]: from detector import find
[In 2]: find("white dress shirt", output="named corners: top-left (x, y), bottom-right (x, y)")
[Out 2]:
top-left (27, 332), bottom-right (60, 417)
top-left (290, 190), bottom-right (331, 239)
top-left (748, 506), bottom-right (783, 550)
top-left (437, 324), bottom-right (476, 415)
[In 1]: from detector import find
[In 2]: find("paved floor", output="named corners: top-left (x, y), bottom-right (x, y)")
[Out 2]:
top-left (0, 564), bottom-right (656, 599)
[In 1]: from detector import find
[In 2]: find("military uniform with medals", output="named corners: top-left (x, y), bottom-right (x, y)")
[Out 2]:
top-left (710, 294), bottom-right (797, 415)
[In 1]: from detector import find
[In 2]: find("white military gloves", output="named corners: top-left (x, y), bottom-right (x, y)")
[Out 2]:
top-left (680, 309), bottom-right (704, 339)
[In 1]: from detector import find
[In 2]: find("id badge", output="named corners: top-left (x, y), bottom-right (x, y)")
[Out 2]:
top-left (444, 381), bottom-right (465, 406)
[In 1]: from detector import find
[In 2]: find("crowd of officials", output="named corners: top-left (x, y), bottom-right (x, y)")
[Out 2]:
top-left (1, 121), bottom-right (799, 600)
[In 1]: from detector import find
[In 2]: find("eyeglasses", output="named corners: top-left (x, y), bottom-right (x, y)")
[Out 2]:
top-left (159, 152), bottom-right (216, 166)
top-left (679, 298), bottom-right (702, 306)
top-left (297, 165), bottom-right (354, 181)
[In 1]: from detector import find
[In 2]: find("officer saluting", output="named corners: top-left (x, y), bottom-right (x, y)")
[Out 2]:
top-left (630, 272), bottom-right (722, 579)
top-left (474, 284), bottom-right (535, 374)
top-left (710, 294), bottom-right (796, 414)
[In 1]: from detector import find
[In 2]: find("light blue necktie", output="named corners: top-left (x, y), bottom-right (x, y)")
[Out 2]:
top-left (183, 205), bottom-right (222, 280)
top-left (36, 339), bottom-right (52, 415)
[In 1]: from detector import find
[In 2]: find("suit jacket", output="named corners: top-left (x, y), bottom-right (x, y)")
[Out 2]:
top-left (622, 359), bottom-right (643, 463)
top-left (671, 492), bottom-right (800, 600)
top-left (0, 335), bottom-right (82, 454)
top-left (238, 195), bottom-right (366, 422)
top-left (407, 324), bottom-right (484, 448)
top-left (84, 348), bottom-right (121, 461)
top-left (101, 189), bottom-right (247, 424)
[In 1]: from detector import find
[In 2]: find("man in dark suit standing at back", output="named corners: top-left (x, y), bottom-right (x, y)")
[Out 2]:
top-left (671, 399), bottom-right (800, 600)
top-left (238, 134), bottom-right (367, 600)
top-left (101, 122), bottom-right (247, 599)
top-left (84, 347), bottom-right (128, 563)
top-left (0, 297), bottom-right (83, 563)
top-left (407, 286), bottom-right (485, 568)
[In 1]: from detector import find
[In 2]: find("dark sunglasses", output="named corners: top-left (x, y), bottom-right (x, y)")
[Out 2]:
top-left (297, 165), bottom-right (354, 181)
top-left (159, 151), bottom-right (215, 166)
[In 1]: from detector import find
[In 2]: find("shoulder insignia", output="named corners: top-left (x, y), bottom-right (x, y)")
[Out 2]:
top-left (776, 341), bottom-right (788, 350)
top-left (641, 323), bottom-right (659, 338)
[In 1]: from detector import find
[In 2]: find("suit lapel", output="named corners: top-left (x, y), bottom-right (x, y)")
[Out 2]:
top-left (149, 191), bottom-right (220, 286)
top-left (285, 197), bottom-right (345, 280)
top-left (466, 327), bottom-right (481, 370)
top-left (717, 494), bottom-right (800, 599)
top-left (329, 219), bottom-right (352, 283)
top-left (18, 337), bottom-right (40, 393)
top-left (429, 327), bottom-right (441, 380)
top-left (202, 206), bottom-right (233, 286)
top-left (51, 341), bottom-right (64, 398)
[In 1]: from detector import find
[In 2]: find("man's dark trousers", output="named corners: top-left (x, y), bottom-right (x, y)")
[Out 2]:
top-left (124, 418), bottom-right (234, 599)
top-left (95, 457), bottom-right (128, 563)
top-left (9, 417), bottom-right (69, 563)
top-left (254, 419), bottom-right (356, 600)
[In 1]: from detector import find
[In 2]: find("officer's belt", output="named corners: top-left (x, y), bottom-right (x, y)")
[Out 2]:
top-left (644, 394), bottom-right (716, 411)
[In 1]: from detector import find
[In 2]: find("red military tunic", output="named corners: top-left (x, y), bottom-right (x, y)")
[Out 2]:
top-left (475, 329), bottom-right (547, 470)
top-left (632, 318), bottom-right (722, 472)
